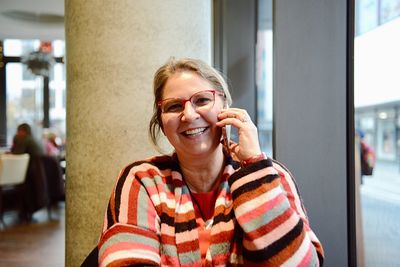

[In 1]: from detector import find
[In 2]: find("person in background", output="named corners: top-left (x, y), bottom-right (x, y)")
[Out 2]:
top-left (98, 58), bottom-right (324, 266)
top-left (11, 123), bottom-right (44, 157)
top-left (356, 128), bottom-right (375, 183)
top-left (10, 123), bottom-right (47, 222)
top-left (43, 130), bottom-right (61, 158)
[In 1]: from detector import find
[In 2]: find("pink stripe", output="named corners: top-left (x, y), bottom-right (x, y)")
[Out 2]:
top-left (237, 193), bottom-right (285, 224)
top-left (119, 173), bottom-right (135, 223)
top-left (147, 198), bottom-right (156, 231)
top-left (298, 242), bottom-right (314, 267)
top-left (99, 242), bottom-right (158, 264)
top-left (274, 163), bottom-right (307, 220)
top-left (231, 167), bottom-right (277, 192)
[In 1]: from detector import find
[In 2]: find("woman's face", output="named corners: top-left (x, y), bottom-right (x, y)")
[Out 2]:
top-left (160, 71), bottom-right (225, 158)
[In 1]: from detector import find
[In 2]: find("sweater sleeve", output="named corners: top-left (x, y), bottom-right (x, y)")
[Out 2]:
top-left (98, 163), bottom-right (161, 267)
top-left (228, 158), bottom-right (324, 266)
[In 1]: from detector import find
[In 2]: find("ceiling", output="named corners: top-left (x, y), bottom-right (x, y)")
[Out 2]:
top-left (0, 0), bottom-right (64, 40)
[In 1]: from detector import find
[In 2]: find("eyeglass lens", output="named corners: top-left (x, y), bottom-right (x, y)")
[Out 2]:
top-left (161, 91), bottom-right (216, 113)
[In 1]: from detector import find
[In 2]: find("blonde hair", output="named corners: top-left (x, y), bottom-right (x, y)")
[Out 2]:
top-left (149, 57), bottom-right (232, 152)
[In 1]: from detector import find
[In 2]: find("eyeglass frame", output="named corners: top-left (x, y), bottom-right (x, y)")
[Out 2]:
top-left (157, 89), bottom-right (226, 114)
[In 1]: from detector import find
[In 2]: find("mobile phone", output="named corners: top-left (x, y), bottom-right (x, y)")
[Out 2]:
top-left (221, 103), bottom-right (231, 153)
top-left (222, 125), bottom-right (231, 154)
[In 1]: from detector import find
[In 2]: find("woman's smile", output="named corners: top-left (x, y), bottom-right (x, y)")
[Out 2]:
top-left (181, 127), bottom-right (209, 137)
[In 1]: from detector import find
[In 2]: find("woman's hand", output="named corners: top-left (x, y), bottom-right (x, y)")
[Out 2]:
top-left (216, 108), bottom-right (262, 162)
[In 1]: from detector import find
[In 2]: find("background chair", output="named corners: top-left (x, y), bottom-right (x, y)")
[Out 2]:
top-left (41, 155), bottom-right (65, 219)
top-left (0, 153), bottom-right (30, 227)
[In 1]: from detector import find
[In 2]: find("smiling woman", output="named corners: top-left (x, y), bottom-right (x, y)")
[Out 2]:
top-left (97, 57), bottom-right (324, 266)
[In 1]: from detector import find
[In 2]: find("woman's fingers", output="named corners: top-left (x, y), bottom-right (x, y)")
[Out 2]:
top-left (217, 108), bottom-right (262, 161)
top-left (217, 108), bottom-right (251, 124)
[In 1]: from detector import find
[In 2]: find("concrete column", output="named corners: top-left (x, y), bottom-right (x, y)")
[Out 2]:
top-left (65, 1), bottom-right (211, 265)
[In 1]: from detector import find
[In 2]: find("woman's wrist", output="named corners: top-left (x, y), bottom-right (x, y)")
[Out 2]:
top-left (240, 152), bottom-right (267, 167)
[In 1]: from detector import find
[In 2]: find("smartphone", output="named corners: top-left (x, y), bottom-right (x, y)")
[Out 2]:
top-left (222, 125), bottom-right (231, 154)
top-left (221, 103), bottom-right (231, 153)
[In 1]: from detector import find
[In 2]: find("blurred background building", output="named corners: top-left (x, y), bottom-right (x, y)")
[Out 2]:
top-left (354, 0), bottom-right (400, 164)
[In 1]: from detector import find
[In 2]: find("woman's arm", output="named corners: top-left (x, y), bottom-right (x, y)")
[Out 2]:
top-left (98, 163), bottom-right (161, 267)
top-left (229, 158), bottom-right (324, 267)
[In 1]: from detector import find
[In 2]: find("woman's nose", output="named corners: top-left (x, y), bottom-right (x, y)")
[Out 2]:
top-left (181, 101), bottom-right (199, 122)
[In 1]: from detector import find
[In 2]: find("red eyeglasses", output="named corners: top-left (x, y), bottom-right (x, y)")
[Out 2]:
top-left (157, 90), bottom-right (225, 114)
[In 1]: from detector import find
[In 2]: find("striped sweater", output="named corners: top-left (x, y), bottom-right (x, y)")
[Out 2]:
top-left (98, 154), bottom-right (324, 266)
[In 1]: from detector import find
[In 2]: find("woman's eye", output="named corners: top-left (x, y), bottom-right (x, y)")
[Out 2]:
top-left (165, 103), bottom-right (183, 113)
top-left (194, 97), bottom-right (212, 106)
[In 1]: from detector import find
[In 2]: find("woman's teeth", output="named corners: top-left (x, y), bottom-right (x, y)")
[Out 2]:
top-left (184, 127), bottom-right (207, 136)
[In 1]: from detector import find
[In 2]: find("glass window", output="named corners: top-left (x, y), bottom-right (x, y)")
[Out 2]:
top-left (3, 39), bottom-right (40, 57)
top-left (22, 63), bottom-right (37, 81)
top-left (359, 114), bottom-right (375, 130)
top-left (377, 117), bottom-right (396, 160)
top-left (256, 0), bottom-right (273, 156)
top-left (356, 0), bottom-right (379, 35)
top-left (6, 63), bottom-right (43, 144)
top-left (4, 39), bottom-right (66, 146)
top-left (52, 40), bottom-right (65, 57)
top-left (380, 0), bottom-right (400, 24)
top-left (49, 63), bottom-right (67, 140)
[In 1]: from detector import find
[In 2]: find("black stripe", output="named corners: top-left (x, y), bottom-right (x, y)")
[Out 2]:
top-left (231, 173), bottom-right (279, 200)
top-left (228, 158), bottom-right (273, 186)
top-left (106, 200), bottom-right (114, 229)
top-left (213, 208), bottom-right (235, 225)
top-left (243, 218), bottom-right (304, 262)
top-left (225, 155), bottom-right (240, 170)
top-left (160, 212), bottom-right (198, 233)
top-left (159, 212), bottom-right (175, 226)
top-left (114, 162), bottom-right (138, 221)
top-left (150, 159), bottom-right (180, 172)
top-left (318, 251), bottom-right (324, 266)
top-left (175, 219), bottom-right (198, 233)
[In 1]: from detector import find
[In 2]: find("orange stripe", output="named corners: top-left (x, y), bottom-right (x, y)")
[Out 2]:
top-left (234, 177), bottom-right (281, 208)
top-left (266, 227), bottom-right (306, 266)
top-left (127, 178), bottom-right (141, 225)
top-left (176, 238), bottom-right (199, 253)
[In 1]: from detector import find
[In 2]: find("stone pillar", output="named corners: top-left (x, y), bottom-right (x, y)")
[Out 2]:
top-left (65, 1), bottom-right (211, 265)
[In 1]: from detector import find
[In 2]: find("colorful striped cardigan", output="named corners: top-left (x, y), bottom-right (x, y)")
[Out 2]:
top-left (98, 154), bottom-right (324, 266)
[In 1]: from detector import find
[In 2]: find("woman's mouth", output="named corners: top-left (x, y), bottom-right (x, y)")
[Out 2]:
top-left (182, 127), bottom-right (208, 137)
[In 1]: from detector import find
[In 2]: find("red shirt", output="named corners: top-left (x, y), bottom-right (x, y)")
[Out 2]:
top-left (191, 189), bottom-right (219, 265)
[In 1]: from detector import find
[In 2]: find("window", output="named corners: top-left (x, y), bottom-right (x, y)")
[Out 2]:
top-left (1, 39), bottom-right (66, 147)
top-left (256, 0), bottom-right (273, 156)
top-left (380, 0), bottom-right (400, 24)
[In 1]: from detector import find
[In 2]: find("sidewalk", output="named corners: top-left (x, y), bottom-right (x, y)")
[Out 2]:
top-left (360, 160), bottom-right (400, 205)
top-left (359, 160), bottom-right (400, 267)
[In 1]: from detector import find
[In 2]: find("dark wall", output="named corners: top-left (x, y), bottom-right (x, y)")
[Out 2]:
top-left (273, 0), bottom-right (353, 266)
top-left (213, 0), bottom-right (257, 122)
top-left (0, 41), bottom-right (6, 147)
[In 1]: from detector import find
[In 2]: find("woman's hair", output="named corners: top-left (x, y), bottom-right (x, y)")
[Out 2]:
top-left (149, 57), bottom-right (232, 152)
top-left (17, 123), bottom-right (32, 135)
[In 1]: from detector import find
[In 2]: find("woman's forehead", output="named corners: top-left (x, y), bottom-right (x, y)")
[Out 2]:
top-left (162, 72), bottom-right (213, 98)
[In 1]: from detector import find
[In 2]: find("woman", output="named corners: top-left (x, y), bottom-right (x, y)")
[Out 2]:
top-left (98, 58), bottom-right (324, 266)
